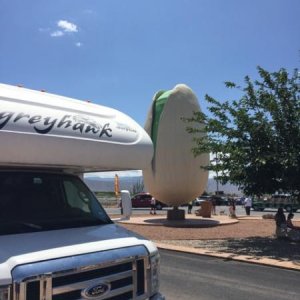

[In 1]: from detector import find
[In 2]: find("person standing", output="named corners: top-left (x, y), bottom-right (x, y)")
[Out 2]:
top-left (150, 196), bottom-right (157, 215)
top-left (275, 207), bottom-right (287, 238)
top-left (187, 200), bottom-right (193, 214)
top-left (211, 197), bottom-right (216, 215)
top-left (228, 197), bottom-right (236, 218)
top-left (244, 196), bottom-right (252, 216)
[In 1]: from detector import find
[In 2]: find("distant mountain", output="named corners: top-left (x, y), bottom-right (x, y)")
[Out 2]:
top-left (84, 175), bottom-right (242, 196)
top-left (206, 178), bottom-right (242, 195)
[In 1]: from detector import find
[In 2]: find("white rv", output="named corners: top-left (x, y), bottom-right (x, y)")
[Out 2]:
top-left (0, 84), bottom-right (164, 300)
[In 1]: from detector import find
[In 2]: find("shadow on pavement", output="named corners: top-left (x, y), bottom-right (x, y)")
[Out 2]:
top-left (194, 237), bottom-right (300, 263)
top-left (144, 218), bottom-right (220, 228)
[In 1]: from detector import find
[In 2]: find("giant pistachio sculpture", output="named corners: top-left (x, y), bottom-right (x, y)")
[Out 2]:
top-left (143, 84), bottom-right (209, 207)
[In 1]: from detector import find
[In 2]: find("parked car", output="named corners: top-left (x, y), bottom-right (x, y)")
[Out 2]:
top-left (211, 195), bottom-right (228, 206)
top-left (252, 194), bottom-right (299, 212)
top-left (194, 195), bottom-right (212, 206)
top-left (235, 197), bottom-right (245, 205)
top-left (131, 193), bottom-right (166, 210)
top-left (194, 195), bottom-right (229, 206)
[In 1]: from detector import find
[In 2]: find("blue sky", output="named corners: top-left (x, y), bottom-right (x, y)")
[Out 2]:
top-left (1, 0), bottom-right (299, 178)
top-left (1, 0), bottom-right (299, 125)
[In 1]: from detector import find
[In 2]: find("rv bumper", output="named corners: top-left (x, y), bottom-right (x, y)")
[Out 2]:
top-left (150, 292), bottom-right (165, 300)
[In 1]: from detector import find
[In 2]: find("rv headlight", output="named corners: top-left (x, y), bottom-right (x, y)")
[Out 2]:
top-left (0, 286), bottom-right (10, 300)
top-left (150, 252), bottom-right (160, 294)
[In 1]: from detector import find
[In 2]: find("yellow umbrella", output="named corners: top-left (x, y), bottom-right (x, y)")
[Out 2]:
top-left (114, 174), bottom-right (120, 197)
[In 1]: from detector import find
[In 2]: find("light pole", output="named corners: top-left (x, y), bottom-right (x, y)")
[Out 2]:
top-left (215, 152), bottom-right (219, 195)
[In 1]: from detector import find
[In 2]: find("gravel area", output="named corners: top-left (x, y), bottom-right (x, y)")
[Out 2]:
top-left (118, 217), bottom-right (300, 262)
top-left (119, 218), bottom-right (275, 240)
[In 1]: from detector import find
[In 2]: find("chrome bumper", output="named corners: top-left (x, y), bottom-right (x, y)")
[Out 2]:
top-left (150, 292), bottom-right (166, 300)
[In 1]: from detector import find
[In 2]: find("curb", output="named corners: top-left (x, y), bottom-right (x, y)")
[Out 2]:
top-left (155, 241), bottom-right (300, 271)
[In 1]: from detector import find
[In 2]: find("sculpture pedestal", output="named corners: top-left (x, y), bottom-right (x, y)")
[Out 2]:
top-left (195, 201), bottom-right (212, 218)
top-left (167, 208), bottom-right (185, 220)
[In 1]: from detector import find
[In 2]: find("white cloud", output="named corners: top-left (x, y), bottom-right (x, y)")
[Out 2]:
top-left (50, 20), bottom-right (78, 37)
top-left (75, 42), bottom-right (82, 47)
top-left (50, 30), bottom-right (64, 37)
top-left (57, 20), bottom-right (78, 33)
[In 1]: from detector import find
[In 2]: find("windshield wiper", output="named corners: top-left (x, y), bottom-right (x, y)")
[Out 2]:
top-left (21, 222), bottom-right (43, 230)
top-left (0, 220), bottom-right (43, 235)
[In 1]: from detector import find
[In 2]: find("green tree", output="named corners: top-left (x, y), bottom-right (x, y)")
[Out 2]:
top-left (130, 179), bottom-right (145, 195)
top-left (185, 67), bottom-right (300, 196)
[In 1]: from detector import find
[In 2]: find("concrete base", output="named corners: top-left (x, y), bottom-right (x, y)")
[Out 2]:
top-left (195, 201), bottom-right (212, 218)
top-left (167, 209), bottom-right (185, 220)
top-left (118, 214), bottom-right (238, 228)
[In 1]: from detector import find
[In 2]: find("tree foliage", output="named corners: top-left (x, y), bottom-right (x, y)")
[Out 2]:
top-left (130, 179), bottom-right (145, 195)
top-left (185, 67), bottom-right (300, 196)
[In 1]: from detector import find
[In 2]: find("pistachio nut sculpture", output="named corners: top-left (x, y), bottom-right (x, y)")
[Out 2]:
top-left (143, 84), bottom-right (209, 207)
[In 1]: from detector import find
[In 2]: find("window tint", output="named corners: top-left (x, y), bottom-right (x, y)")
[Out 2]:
top-left (64, 180), bottom-right (90, 212)
top-left (0, 171), bottom-right (111, 235)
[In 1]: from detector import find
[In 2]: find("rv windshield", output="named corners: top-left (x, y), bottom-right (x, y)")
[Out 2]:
top-left (0, 170), bottom-right (112, 235)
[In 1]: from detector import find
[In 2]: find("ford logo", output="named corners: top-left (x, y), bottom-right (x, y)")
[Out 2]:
top-left (81, 282), bottom-right (111, 299)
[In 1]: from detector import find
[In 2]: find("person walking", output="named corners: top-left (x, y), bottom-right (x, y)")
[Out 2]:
top-left (244, 196), bottom-right (252, 216)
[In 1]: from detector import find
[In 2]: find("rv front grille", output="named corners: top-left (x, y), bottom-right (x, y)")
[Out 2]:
top-left (11, 246), bottom-right (150, 300)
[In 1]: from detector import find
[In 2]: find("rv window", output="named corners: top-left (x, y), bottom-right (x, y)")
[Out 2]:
top-left (0, 170), bottom-right (112, 235)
